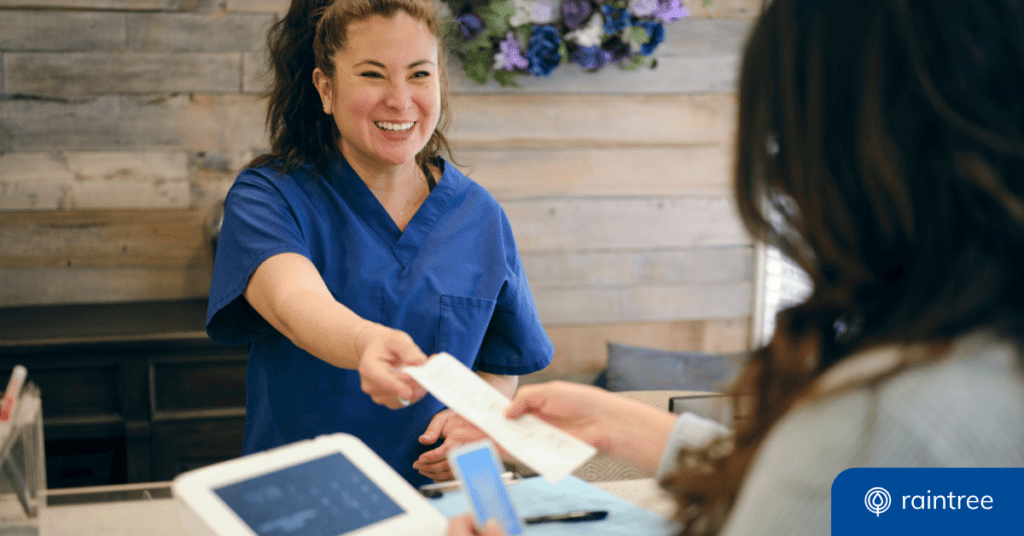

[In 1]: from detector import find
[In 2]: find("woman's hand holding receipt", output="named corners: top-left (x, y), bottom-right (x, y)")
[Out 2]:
top-left (504, 381), bottom-right (678, 476)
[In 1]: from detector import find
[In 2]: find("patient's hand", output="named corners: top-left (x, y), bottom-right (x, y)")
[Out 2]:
top-left (413, 409), bottom-right (486, 481)
top-left (447, 515), bottom-right (506, 536)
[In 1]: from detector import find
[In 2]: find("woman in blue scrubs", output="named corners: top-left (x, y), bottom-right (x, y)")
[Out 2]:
top-left (205, 0), bottom-right (553, 487)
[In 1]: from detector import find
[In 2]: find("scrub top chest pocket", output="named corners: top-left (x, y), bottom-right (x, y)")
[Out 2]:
top-left (438, 295), bottom-right (497, 365)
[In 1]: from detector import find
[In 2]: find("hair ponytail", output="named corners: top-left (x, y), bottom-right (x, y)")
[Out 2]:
top-left (249, 0), bottom-right (340, 173)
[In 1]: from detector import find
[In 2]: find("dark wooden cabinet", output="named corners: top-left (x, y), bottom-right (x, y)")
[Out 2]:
top-left (0, 299), bottom-right (248, 488)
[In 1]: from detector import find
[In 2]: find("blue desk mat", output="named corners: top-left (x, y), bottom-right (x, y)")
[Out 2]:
top-left (428, 476), bottom-right (678, 535)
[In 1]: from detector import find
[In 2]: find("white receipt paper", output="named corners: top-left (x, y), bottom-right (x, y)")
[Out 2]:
top-left (404, 352), bottom-right (597, 482)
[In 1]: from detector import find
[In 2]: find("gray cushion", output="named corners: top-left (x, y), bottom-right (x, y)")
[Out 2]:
top-left (600, 342), bottom-right (746, 392)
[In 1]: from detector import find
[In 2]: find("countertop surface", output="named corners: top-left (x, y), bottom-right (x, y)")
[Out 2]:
top-left (31, 478), bottom-right (675, 536)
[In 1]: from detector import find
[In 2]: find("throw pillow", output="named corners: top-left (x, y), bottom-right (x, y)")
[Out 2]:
top-left (600, 342), bottom-right (747, 392)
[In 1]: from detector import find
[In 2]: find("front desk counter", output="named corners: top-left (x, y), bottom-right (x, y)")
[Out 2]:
top-left (40, 478), bottom-right (675, 535)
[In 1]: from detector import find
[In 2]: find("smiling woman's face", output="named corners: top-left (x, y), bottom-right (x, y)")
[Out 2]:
top-left (314, 11), bottom-right (440, 171)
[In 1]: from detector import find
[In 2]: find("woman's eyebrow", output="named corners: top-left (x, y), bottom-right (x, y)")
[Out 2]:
top-left (353, 59), bottom-right (435, 69)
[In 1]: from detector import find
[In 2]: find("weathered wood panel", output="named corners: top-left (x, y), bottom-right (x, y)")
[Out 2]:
top-left (0, 0), bottom-right (220, 9)
top-left (449, 53), bottom-right (739, 95)
top-left (0, 209), bottom-right (211, 269)
top-left (0, 95), bottom-right (266, 153)
top-left (126, 13), bottom-right (273, 52)
top-left (242, 50), bottom-right (270, 95)
top-left (459, 145), bottom-right (733, 199)
top-left (0, 92), bottom-right (737, 152)
top-left (0, 11), bottom-right (126, 51)
top-left (683, 0), bottom-right (765, 18)
top-left (0, 267), bottom-right (211, 307)
top-left (448, 93), bottom-right (736, 148)
top-left (534, 281), bottom-right (751, 325)
top-left (526, 317), bottom-right (751, 382)
top-left (224, 0), bottom-right (287, 13)
top-left (657, 17), bottom-right (756, 57)
top-left (523, 246), bottom-right (753, 289)
top-left (504, 196), bottom-right (749, 252)
top-left (6, 52), bottom-right (241, 96)
top-left (0, 151), bottom-right (191, 211)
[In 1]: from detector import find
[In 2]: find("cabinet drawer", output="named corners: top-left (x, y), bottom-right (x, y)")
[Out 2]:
top-left (150, 354), bottom-right (247, 418)
top-left (6, 363), bottom-right (121, 419)
top-left (150, 418), bottom-right (245, 481)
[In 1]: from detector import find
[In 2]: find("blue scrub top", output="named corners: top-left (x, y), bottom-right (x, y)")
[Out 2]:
top-left (205, 155), bottom-right (553, 487)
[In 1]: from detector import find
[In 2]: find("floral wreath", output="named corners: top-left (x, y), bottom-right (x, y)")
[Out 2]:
top-left (443, 0), bottom-right (712, 86)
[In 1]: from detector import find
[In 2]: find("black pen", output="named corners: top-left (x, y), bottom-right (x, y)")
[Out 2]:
top-left (523, 510), bottom-right (609, 525)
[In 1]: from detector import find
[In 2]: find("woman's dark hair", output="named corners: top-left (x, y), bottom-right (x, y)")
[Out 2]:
top-left (249, 0), bottom-right (455, 174)
top-left (662, 0), bottom-right (1024, 533)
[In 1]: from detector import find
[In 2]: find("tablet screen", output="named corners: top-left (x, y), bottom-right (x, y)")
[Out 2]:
top-left (214, 452), bottom-right (405, 536)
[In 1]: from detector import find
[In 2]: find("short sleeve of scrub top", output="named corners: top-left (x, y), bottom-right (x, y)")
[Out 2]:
top-left (205, 157), bottom-right (553, 486)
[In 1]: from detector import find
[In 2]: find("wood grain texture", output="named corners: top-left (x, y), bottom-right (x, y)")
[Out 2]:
top-left (0, 266), bottom-right (212, 307)
top-left (449, 53), bottom-right (740, 95)
top-left (448, 93), bottom-right (737, 148)
top-left (0, 151), bottom-right (190, 210)
top-left (523, 246), bottom-right (753, 289)
top-left (126, 12), bottom-right (273, 52)
top-left (6, 52), bottom-right (241, 96)
top-left (0, 94), bottom-right (267, 153)
top-left (504, 196), bottom-right (750, 252)
top-left (223, 0), bottom-right (287, 12)
top-left (0, 11), bottom-right (127, 51)
top-left (683, 0), bottom-right (766, 18)
top-left (458, 145), bottom-right (734, 199)
top-left (0, 0), bottom-right (220, 9)
top-left (533, 281), bottom-right (752, 324)
top-left (0, 209), bottom-right (212, 269)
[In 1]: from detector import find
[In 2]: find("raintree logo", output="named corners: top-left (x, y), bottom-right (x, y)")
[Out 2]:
top-left (865, 487), bottom-right (892, 516)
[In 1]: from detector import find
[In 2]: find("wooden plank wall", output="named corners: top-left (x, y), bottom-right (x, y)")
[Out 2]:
top-left (0, 0), bottom-right (762, 383)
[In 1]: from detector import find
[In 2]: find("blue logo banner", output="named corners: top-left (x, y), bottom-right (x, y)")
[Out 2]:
top-left (832, 468), bottom-right (1024, 535)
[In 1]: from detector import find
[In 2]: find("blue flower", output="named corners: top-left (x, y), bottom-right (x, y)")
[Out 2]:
top-left (527, 25), bottom-right (563, 76)
top-left (601, 5), bottom-right (631, 34)
top-left (634, 20), bottom-right (664, 55)
top-left (570, 45), bottom-right (610, 71)
top-left (455, 13), bottom-right (484, 39)
top-left (562, 0), bottom-right (593, 30)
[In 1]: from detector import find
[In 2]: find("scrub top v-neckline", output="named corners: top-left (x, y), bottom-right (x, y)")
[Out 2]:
top-left (328, 156), bottom-right (456, 268)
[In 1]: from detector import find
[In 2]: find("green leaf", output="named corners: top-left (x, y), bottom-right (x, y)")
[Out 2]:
top-left (463, 48), bottom-right (493, 84)
top-left (514, 25), bottom-right (532, 49)
top-left (627, 25), bottom-right (650, 45)
top-left (620, 54), bottom-right (649, 71)
top-left (478, 0), bottom-right (514, 35)
top-left (464, 34), bottom-right (492, 53)
top-left (558, 41), bottom-right (569, 65)
top-left (493, 70), bottom-right (520, 87)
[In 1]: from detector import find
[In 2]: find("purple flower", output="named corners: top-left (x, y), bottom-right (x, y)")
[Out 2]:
top-left (634, 20), bottom-right (665, 55)
top-left (570, 45), bottom-right (610, 71)
top-left (499, 33), bottom-right (529, 71)
top-left (601, 5), bottom-right (631, 34)
top-left (455, 13), bottom-right (484, 39)
top-left (561, 0), bottom-right (593, 30)
top-left (527, 25), bottom-right (563, 77)
top-left (653, 0), bottom-right (689, 23)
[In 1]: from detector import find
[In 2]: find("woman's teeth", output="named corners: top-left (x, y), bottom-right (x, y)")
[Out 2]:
top-left (375, 121), bottom-right (414, 132)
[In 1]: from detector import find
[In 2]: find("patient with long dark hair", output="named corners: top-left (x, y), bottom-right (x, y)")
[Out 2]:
top-left (447, 0), bottom-right (1024, 534)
